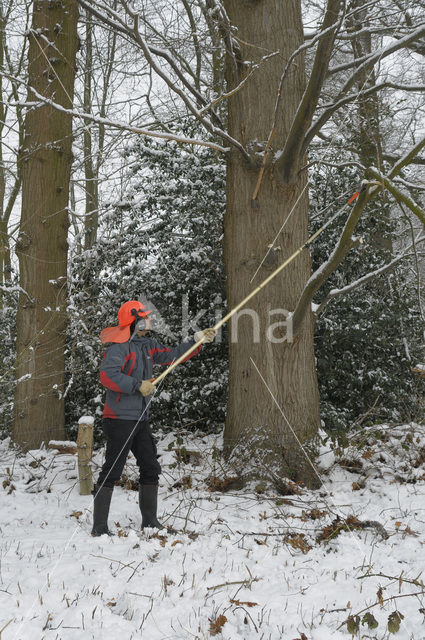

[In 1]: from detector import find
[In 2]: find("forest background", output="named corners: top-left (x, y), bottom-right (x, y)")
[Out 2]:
top-left (0, 0), bottom-right (424, 489)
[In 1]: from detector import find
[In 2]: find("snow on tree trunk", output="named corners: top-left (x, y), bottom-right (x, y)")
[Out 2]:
top-left (13, 0), bottom-right (79, 450)
top-left (223, 0), bottom-right (321, 488)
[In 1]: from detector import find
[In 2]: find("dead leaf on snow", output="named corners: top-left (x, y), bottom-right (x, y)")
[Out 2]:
top-left (229, 599), bottom-right (258, 607)
top-left (209, 614), bottom-right (227, 636)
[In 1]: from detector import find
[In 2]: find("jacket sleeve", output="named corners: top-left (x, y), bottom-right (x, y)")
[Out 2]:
top-left (100, 344), bottom-right (141, 394)
top-left (147, 337), bottom-right (202, 366)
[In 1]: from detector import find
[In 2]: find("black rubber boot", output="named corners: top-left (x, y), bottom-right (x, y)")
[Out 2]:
top-left (139, 484), bottom-right (164, 529)
top-left (91, 485), bottom-right (114, 536)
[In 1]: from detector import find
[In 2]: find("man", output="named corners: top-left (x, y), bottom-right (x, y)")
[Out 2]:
top-left (91, 299), bottom-right (216, 536)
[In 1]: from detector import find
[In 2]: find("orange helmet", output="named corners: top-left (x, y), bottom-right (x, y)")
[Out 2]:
top-left (100, 300), bottom-right (152, 344)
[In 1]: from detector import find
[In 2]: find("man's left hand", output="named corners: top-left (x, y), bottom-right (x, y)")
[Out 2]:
top-left (140, 380), bottom-right (155, 396)
top-left (194, 327), bottom-right (217, 343)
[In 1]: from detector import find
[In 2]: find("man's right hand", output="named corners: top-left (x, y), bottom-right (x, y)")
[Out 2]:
top-left (139, 380), bottom-right (155, 396)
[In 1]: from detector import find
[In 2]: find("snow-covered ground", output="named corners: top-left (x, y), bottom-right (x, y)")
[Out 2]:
top-left (0, 424), bottom-right (424, 640)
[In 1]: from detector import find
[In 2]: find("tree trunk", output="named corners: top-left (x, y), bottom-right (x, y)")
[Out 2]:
top-left (0, 11), bottom-right (8, 307)
top-left (348, 0), bottom-right (392, 253)
top-left (83, 10), bottom-right (99, 251)
top-left (223, 0), bottom-right (321, 488)
top-left (13, 0), bottom-right (79, 450)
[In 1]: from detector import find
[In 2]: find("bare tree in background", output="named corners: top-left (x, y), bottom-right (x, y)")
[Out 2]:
top-left (0, 0), bottom-right (29, 306)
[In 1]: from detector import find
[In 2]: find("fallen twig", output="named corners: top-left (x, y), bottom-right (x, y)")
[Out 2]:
top-left (207, 577), bottom-right (260, 591)
top-left (357, 571), bottom-right (423, 587)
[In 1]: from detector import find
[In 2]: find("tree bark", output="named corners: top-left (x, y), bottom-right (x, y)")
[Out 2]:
top-left (83, 10), bottom-right (99, 250)
top-left (13, 0), bottom-right (79, 450)
top-left (348, 0), bottom-right (392, 253)
top-left (223, 0), bottom-right (321, 488)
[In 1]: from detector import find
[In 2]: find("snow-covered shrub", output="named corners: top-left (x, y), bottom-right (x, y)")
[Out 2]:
top-left (0, 292), bottom-right (17, 438)
top-left (310, 165), bottom-right (423, 431)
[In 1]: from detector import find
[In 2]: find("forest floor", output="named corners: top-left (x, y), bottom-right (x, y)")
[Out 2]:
top-left (0, 422), bottom-right (424, 640)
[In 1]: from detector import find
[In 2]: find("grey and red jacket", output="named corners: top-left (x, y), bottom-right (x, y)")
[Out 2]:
top-left (100, 335), bottom-right (202, 420)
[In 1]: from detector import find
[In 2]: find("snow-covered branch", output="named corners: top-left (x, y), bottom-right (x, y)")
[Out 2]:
top-left (328, 21), bottom-right (425, 75)
top-left (251, 7), bottom-right (347, 198)
top-left (314, 235), bottom-right (425, 316)
top-left (366, 166), bottom-right (425, 226)
top-left (276, 0), bottom-right (344, 183)
top-left (304, 24), bottom-right (425, 152)
top-left (3, 77), bottom-right (229, 153)
top-left (78, 0), bottom-right (249, 159)
top-left (389, 135), bottom-right (425, 179)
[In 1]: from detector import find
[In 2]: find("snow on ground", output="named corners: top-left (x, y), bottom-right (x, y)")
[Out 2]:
top-left (0, 423), bottom-right (424, 640)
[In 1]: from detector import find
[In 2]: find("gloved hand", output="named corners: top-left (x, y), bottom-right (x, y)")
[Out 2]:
top-left (139, 380), bottom-right (155, 396)
top-left (194, 327), bottom-right (217, 343)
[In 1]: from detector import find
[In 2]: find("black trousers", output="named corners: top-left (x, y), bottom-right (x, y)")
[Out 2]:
top-left (97, 418), bottom-right (161, 489)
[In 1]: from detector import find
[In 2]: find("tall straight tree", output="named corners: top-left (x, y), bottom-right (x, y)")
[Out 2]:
top-left (13, 0), bottom-right (79, 449)
top-left (222, 0), bottom-right (322, 486)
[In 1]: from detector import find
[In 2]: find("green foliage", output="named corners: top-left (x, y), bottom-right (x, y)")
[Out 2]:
top-left (387, 610), bottom-right (404, 633)
top-left (310, 164), bottom-right (423, 432)
top-left (346, 614), bottom-right (360, 634)
top-left (362, 612), bottom-right (379, 629)
top-left (0, 293), bottom-right (17, 438)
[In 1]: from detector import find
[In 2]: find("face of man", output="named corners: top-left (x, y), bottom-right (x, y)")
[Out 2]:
top-left (137, 315), bottom-right (152, 336)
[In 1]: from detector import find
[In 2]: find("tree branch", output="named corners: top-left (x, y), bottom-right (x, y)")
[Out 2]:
top-left (291, 182), bottom-right (381, 335)
top-left (78, 0), bottom-right (226, 131)
top-left (315, 235), bottom-right (425, 316)
top-left (366, 166), bottom-right (425, 226)
top-left (305, 83), bottom-right (425, 150)
top-left (389, 134), bottom-right (425, 178)
top-left (5, 88), bottom-right (228, 153)
top-left (304, 24), bottom-right (425, 152)
top-left (276, 0), bottom-right (344, 183)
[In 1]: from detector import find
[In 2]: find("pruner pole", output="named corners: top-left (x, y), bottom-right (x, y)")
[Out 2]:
top-left (152, 189), bottom-right (366, 387)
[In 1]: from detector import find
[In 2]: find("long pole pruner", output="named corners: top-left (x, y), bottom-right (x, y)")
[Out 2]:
top-left (152, 182), bottom-right (379, 387)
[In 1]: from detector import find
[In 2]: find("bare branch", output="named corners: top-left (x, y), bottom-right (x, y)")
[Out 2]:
top-left (5, 86), bottom-right (228, 153)
top-left (78, 0), bottom-right (228, 133)
top-left (389, 135), bottom-right (425, 178)
top-left (315, 235), bottom-right (425, 316)
top-left (304, 23), bottom-right (425, 151)
top-left (305, 83), bottom-right (425, 148)
top-left (181, 0), bottom-right (202, 94)
top-left (276, 0), bottom-right (344, 183)
top-left (252, 9), bottom-right (348, 199)
top-left (367, 167), bottom-right (425, 226)
top-left (291, 182), bottom-right (382, 334)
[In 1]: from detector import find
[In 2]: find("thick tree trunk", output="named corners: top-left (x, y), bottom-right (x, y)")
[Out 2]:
top-left (13, 0), bottom-right (79, 450)
top-left (223, 0), bottom-right (321, 487)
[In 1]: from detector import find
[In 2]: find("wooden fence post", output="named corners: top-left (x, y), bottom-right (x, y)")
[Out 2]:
top-left (77, 416), bottom-right (94, 495)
